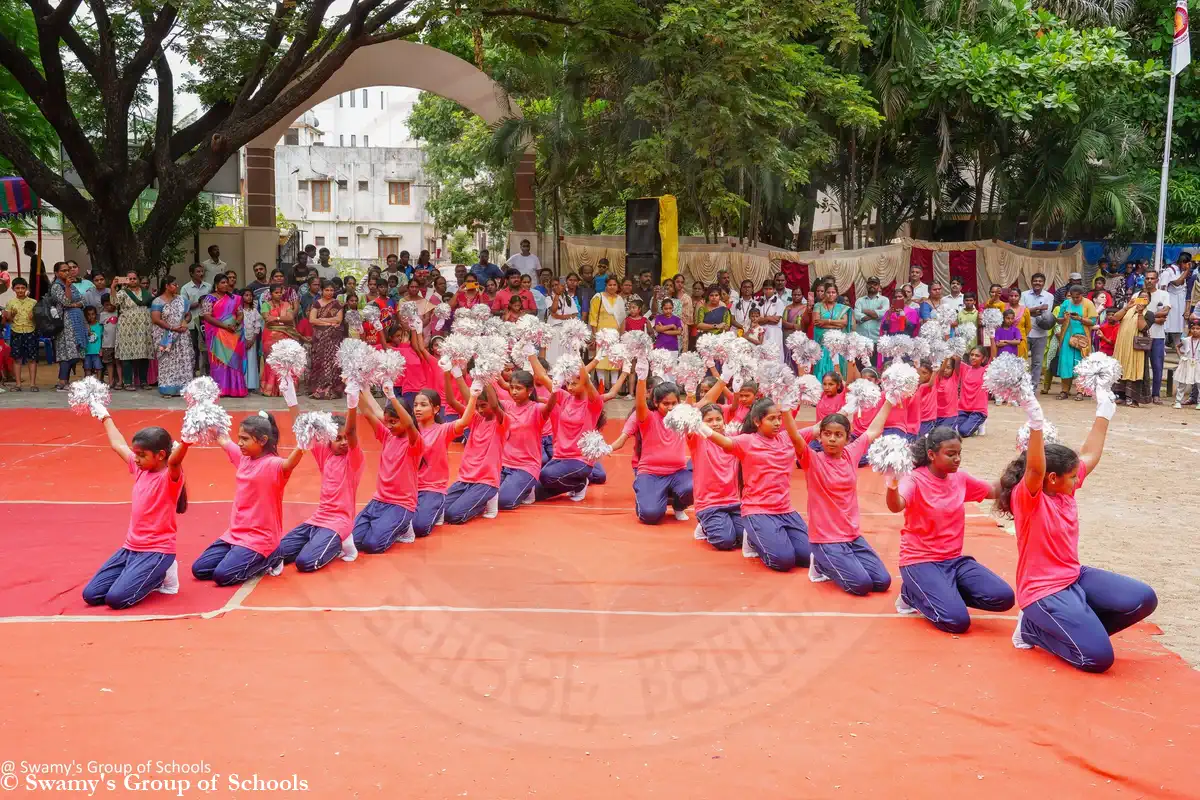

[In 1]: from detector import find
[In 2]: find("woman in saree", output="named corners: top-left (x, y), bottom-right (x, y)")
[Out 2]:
top-left (114, 269), bottom-right (155, 390)
top-left (695, 286), bottom-right (732, 335)
top-left (150, 275), bottom-right (195, 397)
top-left (261, 283), bottom-right (300, 398)
top-left (812, 282), bottom-right (850, 378)
top-left (200, 273), bottom-right (247, 398)
top-left (307, 279), bottom-right (346, 400)
top-left (1110, 290), bottom-right (1150, 407)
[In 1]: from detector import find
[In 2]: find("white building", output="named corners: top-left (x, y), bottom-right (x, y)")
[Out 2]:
top-left (275, 87), bottom-right (437, 264)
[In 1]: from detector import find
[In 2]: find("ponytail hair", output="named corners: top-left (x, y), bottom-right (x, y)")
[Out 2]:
top-left (994, 443), bottom-right (1080, 516)
top-left (240, 411), bottom-right (280, 455)
top-left (910, 426), bottom-right (962, 468)
top-left (742, 397), bottom-right (777, 434)
top-left (131, 426), bottom-right (188, 513)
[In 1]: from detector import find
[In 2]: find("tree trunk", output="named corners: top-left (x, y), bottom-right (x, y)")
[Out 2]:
top-left (473, 28), bottom-right (486, 71)
top-left (794, 183), bottom-right (818, 251)
top-left (966, 152), bottom-right (985, 240)
top-left (552, 187), bottom-right (561, 276)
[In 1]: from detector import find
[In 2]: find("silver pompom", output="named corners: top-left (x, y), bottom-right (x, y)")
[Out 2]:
top-left (881, 362), bottom-right (920, 404)
top-left (649, 349), bottom-right (678, 380)
top-left (932, 304), bottom-right (959, 326)
top-left (67, 376), bottom-right (111, 418)
top-left (672, 352), bottom-right (706, 395)
top-left (361, 304), bottom-right (381, 325)
top-left (180, 402), bottom-right (232, 445)
top-left (981, 307), bottom-right (1004, 331)
top-left (452, 314), bottom-right (484, 337)
top-left (398, 301), bottom-right (422, 329)
top-left (183, 376), bottom-right (220, 407)
top-left (594, 328), bottom-right (622, 365)
top-left (620, 329), bottom-right (653, 363)
top-left (846, 379), bottom-right (882, 415)
top-left (955, 322), bottom-right (977, 346)
top-left (514, 314), bottom-right (551, 348)
top-left (470, 347), bottom-right (507, 383)
top-left (433, 302), bottom-right (452, 322)
top-left (1016, 421), bottom-right (1060, 452)
top-left (293, 411), bottom-right (340, 449)
top-left (848, 333), bottom-right (875, 364)
top-left (467, 303), bottom-right (492, 322)
top-left (877, 334), bottom-right (914, 361)
top-left (822, 331), bottom-right (850, 360)
top-left (867, 434), bottom-right (914, 481)
top-left (797, 374), bottom-right (823, 406)
top-left (983, 353), bottom-right (1031, 404)
top-left (439, 333), bottom-right (476, 372)
top-left (919, 321), bottom-right (948, 342)
top-left (945, 335), bottom-right (968, 360)
top-left (785, 331), bottom-right (823, 368)
top-left (267, 338), bottom-right (308, 380)
top-left (557, 318), bottom-right (592, 352)
top-left (338, 338), bottom-right (377, 390)
top-left (756, 360), bottom-right (800, 410)
top-left (550, 352), bottom-right (583, 389)
top-left (579, 430), bottom-right (613, 464)
top-left (372, 350), bottom-right (407, 387)
top-left (1073, 352), bottom-right (1122, 397)
top-left (664, 403), bottom-right (703, 435)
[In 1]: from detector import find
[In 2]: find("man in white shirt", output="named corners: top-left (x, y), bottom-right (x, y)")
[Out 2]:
top-left (201, 245), bottom-right (226, 287)
top-left (1159, 255), bottom-right (1191, 344)
top-left (908, 266), bottom-right (929, 301)
top-left (772, 273), bottom-right (792, 304)
top-left (758, 283), bottom-right (788, 359)
top-left (1145, 268), bottom-right (1171, 404)
top-left (180, 263), bottom-right (212, 376)
top-left (731, 279), bottom-right (758, 330)
top-left (505, 238), bottom-right (541, 280)
top-left (941, 278), bottom-right (965, 313)
top-left (718, 270), bottom-right (738, 304)
top-left (312, 247), bottom-right (338, 281)
top-left (1020, 272), bottom-right (1055, 390)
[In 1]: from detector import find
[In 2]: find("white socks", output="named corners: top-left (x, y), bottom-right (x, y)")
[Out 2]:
top-left (693, 522), bottom-right (706, 541)
top-left (267, 559), bottom-right (284, 577)
top-left (808, 559), bottom-right (830, 583)
top-left (435, 508), bottom-right (445, 526)
top-left (978, 423), bottom-right (987, 436)
top-left (156, 560), bottom-right (180, 595)
top-left (521, 488), bottom-right (536, 505)
top-left (568, 480), bottom-right (589, 502)
top-left (482, 493), bottom-right (499, 519)
top-left (397, 522), bottom-right (416, 543)
top-left (340, 535), bottom-right (359, 562)
top-left (741, 530), bottom-right (759, 559)
top-left (894, 593), bottom-right (919, 616)
top-left (673, 508), bottom-right (689, 522)
top-left (1012, 610), bottom-right (1033, 649)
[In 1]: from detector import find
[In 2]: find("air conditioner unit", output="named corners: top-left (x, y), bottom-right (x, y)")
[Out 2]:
top-left (356, 225), bottom-right (365, 234)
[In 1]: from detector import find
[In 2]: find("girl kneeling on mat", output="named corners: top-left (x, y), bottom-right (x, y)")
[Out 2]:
top-left (538, 358), bottom-right (606, 502)
top-left (194, 412), bottom-right (305, 585)
top-left (411, 375), bottom-right (478, 537)
top-left (797, 401), bottom-right (895, 595)
top-left (500, 356), bottom-right (559, 510)
top-left (633, 363), bottom-right (694, 524)
top-left (886, 427), bottom-right (1015, 632)
top-left (955, 347), bottom-right (989, 437)
top-left (688, 403), bottom-right (742, 549)
top-left (353, 386), bottom-right (423, 553)
top-left (279, 396), bottom-right (364, 572)
top-left (444, 380), bottom-right (505, 524)
top-left (84, 418), bottom-right (189, 608)
top-left (997, 391), bottom-right (1157, 673)
top-left (702, 398), bottom-right (811, 572)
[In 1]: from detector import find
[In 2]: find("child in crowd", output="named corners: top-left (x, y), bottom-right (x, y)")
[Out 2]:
top-left (653, 298), bottom-right (683, 352)
top-left (83, 306), bottom-right (103, 378)
top-left (101, 294), bottom-right (119, 388)
top-left (886, 428), bottom-right (1015, 633)
top-left (934, 358), bottom-right (959, 428)
top-left (344, 293), bottom-right (362, 338)
top-left (955, 347), bottom-right (989, 437)
top-left (503, 294), bottom-right (525, 323)
top-left (280, 396), bottom-right (363, 572)
top-left (745, 307), bottom-right (764, 346)
top-left (957, 293), bottom-right (979, 350)
top-left (353, 384), bottom-right (423, 552)
top-left (688, 403), bottom-right (742, 550)
top-left (194, 412), bottom-right (305, 585)
top-left (999, 389), bottom-right (1157, 673)
top-left (1096, 312), bottom-right (1119, 356)
top-left (624, 298), bottom-right (649, 334)
top-left (3, 278), bottom-right (38, 390)
top-left (993, 309), bottom-right (1022, 357)
top-left (83, 415), bottom-right (189, 608)
top-left (1174, 318), bottom-right (1200, 409)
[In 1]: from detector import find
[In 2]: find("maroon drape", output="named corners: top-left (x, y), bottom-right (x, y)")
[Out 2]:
top-left (948, 249), bottom-right (978, 297)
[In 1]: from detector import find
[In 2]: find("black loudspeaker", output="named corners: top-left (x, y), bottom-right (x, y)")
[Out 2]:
top-left (625, 253), bottom-right (661, 287)
top-left (626, 198), bottom-right (662, 256)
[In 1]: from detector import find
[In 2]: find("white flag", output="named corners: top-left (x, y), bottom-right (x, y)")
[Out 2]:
top-left (1173, 0), bottom-right (1191, 75)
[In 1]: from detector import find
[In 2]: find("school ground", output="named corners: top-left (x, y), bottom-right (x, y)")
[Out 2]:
top-left (0, 392), bottom-right (1197, 798)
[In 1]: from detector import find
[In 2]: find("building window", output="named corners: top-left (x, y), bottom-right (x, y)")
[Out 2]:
top-left (349, 91), bottom-right (355, 108)
top-left (313, 141), bottom-right (324, 147)
top-left (388, 181), bottom-right (411, 205)
top-left (311, 180), bottom-right (331, 212)
top-left (314, 236), bottom-right (325, 246)
top-left (297, 179), bottom-right (309, 190)
top-left (380, 91), bottom-right (385, 108)
top-left (285, 128), bottom-right (299, 146)
top-left (339, 134), bottom-right (344, 147)
top-left (337, 179), bottom-right (348, 190)
top-left (378, 237), bottom-right (400, 259)
top-left (350, 135), bottom-right (356, 147)
top-left (338, 236), bottom-right (349, 247)
top-left (362, 89), bottom-right (368, 108)
top-left (363, 135), bottom-right (369, 147)
top-left (338, 94), bottom-right (343, 107)
top-left (358, 180), bottom-right (369, 191)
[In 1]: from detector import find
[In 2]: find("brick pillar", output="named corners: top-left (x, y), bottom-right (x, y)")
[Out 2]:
top-left (245, 146), bottom-right (276, 228)
top-left (512, 152), bottom-right (536, 232)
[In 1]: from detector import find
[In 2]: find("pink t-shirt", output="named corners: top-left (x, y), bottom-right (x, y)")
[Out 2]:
top-left (373, 421), bottom-right (423, 509)
top-left (551, 389), bottom-right (603, 460)
top-left (722, 402), bottom-right (750, 426)
top-left (905, 393), bottom-right (923, 433)
top-left (687, 435), bottom-right (739, 511)
top-left (637, 411), bottom-right (688, 476)
top-left (898, 467), bottom-right (992, 567)
top-left (220, 441), bottom-right (288, 557)
top-left (395, 343), bottom-right (430, 394)
top-left (123, 454), bottom-right (184, 553)
top-left (502, 399), bottom-right (546, 478)
top-left (917, 381), bottom-right (937, 423)
top-left (306, 442), bottom-right (366, 540)
top-left (417, 422), bottom-right (455, 493)
top-left (457, 413), bottom-right (509, 487)
top-left (1013, 462), bottom-right (1088, 608)
top-left (797, 430), bottom-right (872, 543)
top-left (958, 363), bottom-right (988, 413)
top-left (852, 397), bottom-right (885, 438)
top-left (935, 372), bottom-right (959, 419)
top-left (883, 397), bottom-right (910, 432)
top-left (731, 432), bottom-right (796, 515)
top-left (622, 415), bottom-right (641, 471)
top-left (815, 390), bottom-right (845, 422)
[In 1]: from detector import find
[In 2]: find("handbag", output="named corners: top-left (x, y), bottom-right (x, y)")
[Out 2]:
top-left (1069, 333), bottom-right (1092, 356)
top-left (1133, 334), bottom-right (1152, 351)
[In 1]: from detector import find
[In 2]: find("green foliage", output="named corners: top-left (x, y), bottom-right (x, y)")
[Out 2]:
top-left (0, 0), bottom-right (56, 173)
top-left (215, 201), bottom-right (244, 227)
top-left (447, 230), bottom-right (477, 264)
top-left (135, 197), bottom-right (217, 273)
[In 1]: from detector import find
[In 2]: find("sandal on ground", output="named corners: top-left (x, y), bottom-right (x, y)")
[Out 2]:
top-left (1057, 392), bottom-right (1070, 400)
top-left (1072, 393), bottom-right (1085, 401)
top-left (29, 386), bottom-right (39, 392)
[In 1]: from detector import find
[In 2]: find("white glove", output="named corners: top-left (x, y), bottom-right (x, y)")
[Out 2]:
top-left (346, 388), bottom-right (360, 409)
top-left (382, 383), bottom-right (395, 400)
top-left (470, 380), bottom-right (484, 397)
top-left (697, 423), bottom-right (715, 439)
top-left (705, 357), bottom-right (716, 369)
top-left (410, 319), bottom-right (423, 335)
top-left (838, 398), bottom-right (859, 418)
top-left (1018, 391), bottom-right (1045, 430)
top-left (719, 363), bottom-right (734, 383)
top-left (1096, 389), bottom-right (1117, 421)
top-left (91, 403), bottom-right (110, 421)
top-left (635, 361), bottom-right (650, 381)
top-left (519, 342), bottom-right (538, 362)
top-left (280, 375), bottom-right (298, 408)
top-left (451, 365), bottom-right (463, 378)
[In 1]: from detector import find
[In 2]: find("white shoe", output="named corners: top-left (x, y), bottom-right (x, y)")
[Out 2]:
top-left (267, 559), bottom-right (284, 577)
top-left (482, 493), bottom-right (499, 519)
top-left (1012, 610), bottom-right (1033, 649)
top-left (435, 508), bottom-right (445, 526)
top-left (693, 523), bottom-right (706, 541)
top-left (1194, 404), bottom-right (1200, 411)
top-left (741, 530), bottom-right (759, 559)
top-left (521, 489), bottom-right (536, 506)
top-left (673, 508), bottom-right (689, 522)
top-left (977, 423), bottom-right (986, 436)
top-left (340, 535), bottom-right (359, 562)
top-left (568, 480), bottom-right (589, 502)
top-left (397, 522), bottom-right (416, 543)
top-left (156, 560), bottom-right (180, 595)
top-left (1174, 402), bottom-right (1183, 409)
top-left (894, 593), bottom-right (919, 616)
top-left (808, 559), bottom-right (830, 583)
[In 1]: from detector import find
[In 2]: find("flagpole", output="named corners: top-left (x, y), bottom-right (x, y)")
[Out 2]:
top-left (1154, 71), bottom-right (1178, 272)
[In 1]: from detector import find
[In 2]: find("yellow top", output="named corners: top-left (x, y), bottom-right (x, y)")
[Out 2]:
top-left (6, 296), bottom-right (35, 334)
